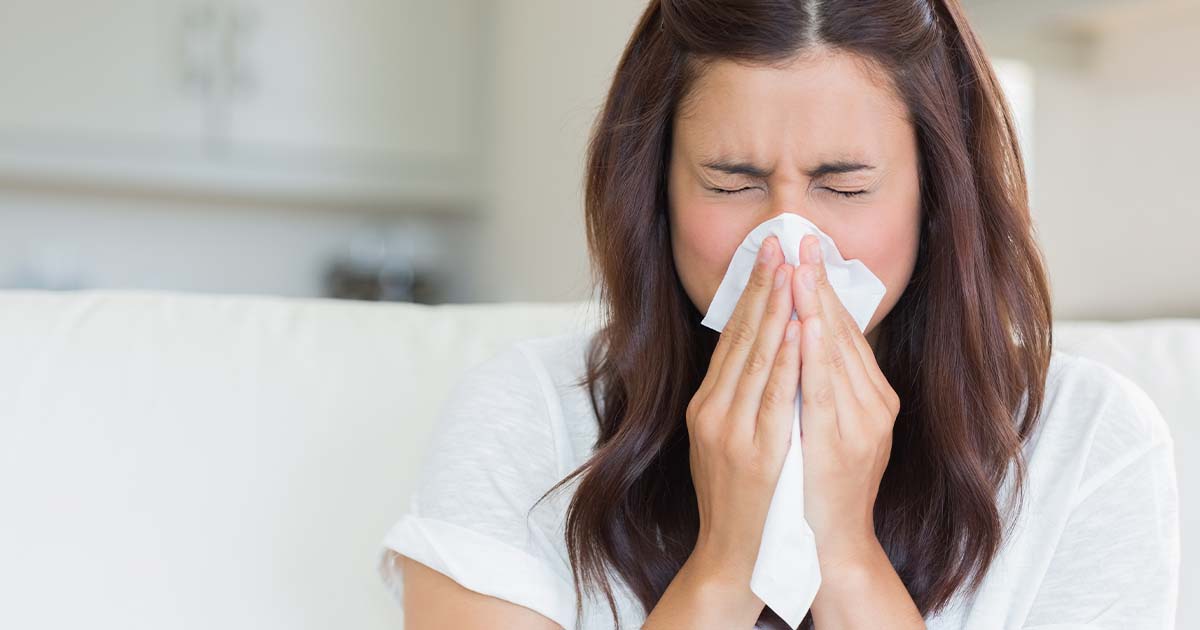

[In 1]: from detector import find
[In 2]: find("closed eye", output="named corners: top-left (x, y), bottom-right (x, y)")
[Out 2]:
top-left (824, 188), bottom-right (868, 198)
top-left (710, 186), bottom-right (868, 198)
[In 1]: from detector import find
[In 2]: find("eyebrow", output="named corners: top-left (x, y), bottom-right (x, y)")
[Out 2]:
top-left (700, 158), bottom-right (876, 179)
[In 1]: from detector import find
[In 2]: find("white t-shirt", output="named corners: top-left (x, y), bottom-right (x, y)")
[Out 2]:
top-left (377, 330), bottom-right (1180, 630)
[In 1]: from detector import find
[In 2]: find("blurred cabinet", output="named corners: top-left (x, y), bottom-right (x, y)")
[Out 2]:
top-left (0, 0), bottom-right (482, 210)
top-left (0, 1), bottom-right (204, 145)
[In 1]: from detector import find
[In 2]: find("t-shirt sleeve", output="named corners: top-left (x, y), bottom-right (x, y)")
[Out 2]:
top-left (1022, 372), bottom-right (1181, 630)
top-left (375, 342), bottom-right (578, 629)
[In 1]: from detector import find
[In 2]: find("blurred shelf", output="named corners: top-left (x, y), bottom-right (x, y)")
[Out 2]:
top-left (0, 131), bottom-right (479, 214)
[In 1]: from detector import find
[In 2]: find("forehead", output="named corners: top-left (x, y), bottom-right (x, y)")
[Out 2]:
top-left (674, 50), bottom-right (912, 163)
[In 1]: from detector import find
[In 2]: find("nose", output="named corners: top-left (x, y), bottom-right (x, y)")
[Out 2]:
top-left (762, 205), bottom-right (827, 262)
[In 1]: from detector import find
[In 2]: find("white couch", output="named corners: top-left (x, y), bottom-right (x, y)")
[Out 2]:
top-left (0, 289), bottom-right (1193, 629)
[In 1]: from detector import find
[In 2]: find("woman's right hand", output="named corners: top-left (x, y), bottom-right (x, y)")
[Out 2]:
top-left (686, 234), bottom-right (800, 587)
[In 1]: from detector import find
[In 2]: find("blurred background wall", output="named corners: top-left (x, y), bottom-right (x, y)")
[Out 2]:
top-left (0, 0), bottom-right (1196, 319)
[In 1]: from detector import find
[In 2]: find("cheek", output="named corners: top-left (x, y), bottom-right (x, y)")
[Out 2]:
top-left (828, 204), bottom-right (921, 330)
top-left (670, 199), bottom-right (750, 313)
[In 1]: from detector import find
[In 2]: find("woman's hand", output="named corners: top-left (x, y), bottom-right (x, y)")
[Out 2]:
top-left (792, 233), bottom-right (901, 571)
top-left (644, 235), bottom-right (799, 630)
top-left (685, 234), bottom-right (802, 588)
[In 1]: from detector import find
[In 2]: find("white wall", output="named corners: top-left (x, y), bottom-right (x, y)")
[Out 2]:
top-left (469, 0), bottom-right (649, 303)
top-left (1029, 2), bottom-right (1200, 319)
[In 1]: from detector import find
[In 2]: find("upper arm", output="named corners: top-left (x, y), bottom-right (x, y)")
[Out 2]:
top-left (399, 553), bottom-right (563, 630)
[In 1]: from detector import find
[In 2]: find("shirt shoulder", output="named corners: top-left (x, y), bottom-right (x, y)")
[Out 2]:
top-left (407, 328), bottom-right (603, 532)
top-left (927, 349), bottom-right (1180, 629)
top-left (511, 329), bottom-right (605, 470)
top-left (1008, 350), bottom-right (1181, 628)
top-left (1034, 349), bottom-right (1174, 495)
top-left (377, 332), bottom-right (598, 629)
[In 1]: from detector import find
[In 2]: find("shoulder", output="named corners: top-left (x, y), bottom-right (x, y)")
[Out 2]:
top-left (509, 329), bottom-right (605, 466)
top-left (417, 329), bottom-right (600, 492)
top-left (992, 351), bottom-right (1182, 629)
top-left (380, 333), bottom-right (600, 630)
top-left (508, 328), bottom-right (599, 393)
top-left (439, 328), bottom-right (595, 429)
top-left (1041, 349), bottom-right (1172, 446)
top-left (461, 329), bottom-right (596, 400)
top-left (1031, 349), bottom-right (1175, 501)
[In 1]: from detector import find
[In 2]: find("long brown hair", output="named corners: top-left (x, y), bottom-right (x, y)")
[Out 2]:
top-left (533, 1), bottom-right (1053, 628)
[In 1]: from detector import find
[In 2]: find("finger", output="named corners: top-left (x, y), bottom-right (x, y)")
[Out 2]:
top-left (752, 319), bottom-right (802, 457)
top-left (799, 317), bottom-right (839, 442)
top-left (696, 236), bottom-right (780, 404)
top-left (795, 234), bottom-right (890, 409)
top-left (704, 236), bottom-right (783, 412)
top-left (700, 235), bottom-right (781, 403)
top-left (727, 261), bottom-right (795, 443)
top-left (806, 232), bottom-right (892, 400)
top-left (795, 236), bottom-right (869, 438)
top-left (704, 235), bottom-right (780, 379)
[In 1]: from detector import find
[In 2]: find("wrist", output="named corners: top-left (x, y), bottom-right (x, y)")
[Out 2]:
top-left (689, 535), bottom-right (756, 588)
top-left (681, 548), bottom-right (764, 621)
top-left (810, 535), bottom-right (926, 629)
top-left (816, 533), bottom-right (885, 579)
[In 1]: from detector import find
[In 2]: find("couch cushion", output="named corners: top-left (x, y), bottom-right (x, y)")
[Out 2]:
top-left (0, 289), bottom-right (602, 630)
top-left (0, 289), bottom-right (1192, 629)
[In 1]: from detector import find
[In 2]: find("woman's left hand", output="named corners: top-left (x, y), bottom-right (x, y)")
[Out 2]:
top-left (791, 233), bottom-right (901, 570)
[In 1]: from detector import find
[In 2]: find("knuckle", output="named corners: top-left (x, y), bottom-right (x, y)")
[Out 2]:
top-left (695, 405), bottom-right (720, 428)
top-left (826, 346), bottom-right (847, 371)
top-left (813, 265), bottom-right (830, 289)
top-left (866, 397), bottom-right (891, 423)
top-left (743, 347), bottom-right (771, 376)
top-left (685, 397), bottom-right (700, 427)
top-left (688, 404), bottom-right (712, 433)
top-left (832, 320), bottom-right (854, 346)
top-left (723, 319), bottom-right (755, 349)
top-left (876, 386), bottom-right (900, 416)
top-left (760, 382), bottom-right (786, 410)
top-left (807, 383), bottom-right (835, 408)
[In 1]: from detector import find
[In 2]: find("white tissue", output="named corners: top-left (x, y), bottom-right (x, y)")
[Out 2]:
top-left (699, 212), bottom-right (887, 629)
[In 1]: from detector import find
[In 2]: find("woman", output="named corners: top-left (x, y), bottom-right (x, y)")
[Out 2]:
top-left (378, 1), bottom-right (1179, 628)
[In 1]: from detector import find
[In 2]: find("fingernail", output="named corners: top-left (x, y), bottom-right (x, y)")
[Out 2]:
top-left (774, 265), bottom-right (787, 289)
top-left (785, 321), bottom-right (798, 341)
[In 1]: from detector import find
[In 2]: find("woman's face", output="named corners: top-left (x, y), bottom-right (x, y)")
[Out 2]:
top-left (667, 49), bottom-right (922, 345)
